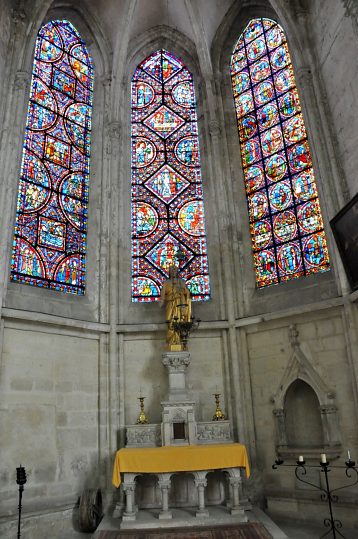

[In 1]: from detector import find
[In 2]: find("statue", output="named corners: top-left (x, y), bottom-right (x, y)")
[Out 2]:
top-left (160, 265), bottom-right (192, 350)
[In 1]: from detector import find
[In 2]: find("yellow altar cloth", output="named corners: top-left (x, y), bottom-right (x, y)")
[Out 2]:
top-left (112, 443), bottom-right (250, 487)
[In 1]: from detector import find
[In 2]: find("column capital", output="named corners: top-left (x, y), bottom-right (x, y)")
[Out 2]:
top-left (296, 66), bottom-right (313, 88)
top-left (14, 71), bottom-right (30, 91)
top-left (209, 120), bottom-right (221, 138)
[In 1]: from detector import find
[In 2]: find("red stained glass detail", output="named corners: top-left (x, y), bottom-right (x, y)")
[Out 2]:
top-left (11, 21), bottom-right (93, 294)
top-left (231, 17), bottom-right (330, 287)
top-left (132, 50), bottom-right (210, 301)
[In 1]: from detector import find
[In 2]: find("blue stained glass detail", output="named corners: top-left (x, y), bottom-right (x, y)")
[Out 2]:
top-left (131, 50), bottom-right (210, 302)
top-left (231, 18), bottom-right (330, 287)
top-left (10, 20), bottom-right (93, 294)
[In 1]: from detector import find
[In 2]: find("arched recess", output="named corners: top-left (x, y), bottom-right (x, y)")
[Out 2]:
top-left (130, 47), bottom-right (210, 302)
top-left (272, 326), bottom-right (341, 457)
top-left (0, 1), bottom-right (111, 316)
top-left (230, 17), bottom-right (330, 288)
top-left (210, 1), bottom-right (341, 315)
top-left (10, 20), bottom-right (94, 294)
top-left (284, 379), bottom-right (323, 448)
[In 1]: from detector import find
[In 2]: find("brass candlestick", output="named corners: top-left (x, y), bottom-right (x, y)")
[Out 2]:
top-left (136, 396), bottom-right (149, 424)
top-left (212, 393), bottom-right (226, 421)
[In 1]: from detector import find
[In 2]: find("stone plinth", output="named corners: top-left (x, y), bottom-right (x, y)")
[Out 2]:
top-left (126, 424), bottom-right (161, 447)
top-left (197, 420), bottom-right (233, 444)
top-left (162, 351), bottom-right (191, 401)
top-left (161, 400), bottom-right (197, 446)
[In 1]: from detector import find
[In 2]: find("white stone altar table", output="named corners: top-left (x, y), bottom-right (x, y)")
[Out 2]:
top-left (112, 443), bottom-right (250, 521)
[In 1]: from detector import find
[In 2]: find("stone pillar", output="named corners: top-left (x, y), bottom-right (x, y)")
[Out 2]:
top-left (224, 469), bottom-right (247, 520)
top-left (194, 472), bottom-right (209, 517)
top-left (158, 474), bottom-right (172, 519)
top-left (273, 408), bottom-right (287, 447)
top-left (320, 404), bottom-right (341, 446)
top-left (229, 476), bottom-right (241, 515)
top-left (162, 352), bottom-right (190, 401)
top-left (122, 476), bottom-right (137, 521)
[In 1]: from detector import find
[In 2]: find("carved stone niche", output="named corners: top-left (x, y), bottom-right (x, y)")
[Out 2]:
top-left (271, 326), bottom-right (342, 460)
top-left (161, 403), bottom-right (197, 446)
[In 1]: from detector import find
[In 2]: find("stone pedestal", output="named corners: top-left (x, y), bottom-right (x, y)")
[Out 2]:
top-left (161, 400), bottom-right (197, 445)
top-left (161, 351), bottom-right (197, 446)
top-left (162, 351), bottom-right (191, 401)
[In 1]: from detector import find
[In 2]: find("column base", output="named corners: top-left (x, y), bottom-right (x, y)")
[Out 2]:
top-left (122, 512), bottom-right (137, 521)
top-left (158, 510), bottom-right (173, 519)
top-left (195, 509), bottom-right (209, 517)
top-left (230, 507), bottom-right (247, 520)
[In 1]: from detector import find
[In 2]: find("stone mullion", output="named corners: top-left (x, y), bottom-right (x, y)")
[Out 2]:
top-left (236, 327), bottom-right (258, 464)
top-left (0, 69), bottom-right (30, 308)
top-left (98, 75), bottom-right (117, 490)
top-left (294, 10), bottom-right (349, 212)
top-left (0, 11), bottom-right (29, 315)
top-left (104, 86), bottom-right (122, 477)
top-left (291, 10), bottom-right (351, 296)
top-left (212, 67), bottom-right (256, 449)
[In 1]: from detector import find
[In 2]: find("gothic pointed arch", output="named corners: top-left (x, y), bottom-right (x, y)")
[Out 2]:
top-left (131, 49), bottom-right (210, 302)
top-left (10, 20), bottom-right (94, 295)
top-left (230, 18), bottom-right (330, 288)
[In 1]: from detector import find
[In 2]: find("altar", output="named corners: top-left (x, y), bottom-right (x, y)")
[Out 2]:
top-left (112, 444), bottom-right (250, 521)
top-left (111, 267), bottom-right (251, 526)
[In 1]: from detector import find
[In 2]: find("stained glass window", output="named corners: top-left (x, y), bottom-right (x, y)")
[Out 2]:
top-left (10, 20), bottom-right (93, 294)
top-left (231, 18), bottom-right (330, 287)
top-left (131, 49), bottom-right (210, 302)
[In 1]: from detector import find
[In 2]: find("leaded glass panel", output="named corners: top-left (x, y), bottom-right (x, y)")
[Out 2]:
top-left (10, 20), bottom-right (93, 294)
top-left (231, 18), bottom-right (330, 287)
top-left (131, 50), bottom-right (210, 302)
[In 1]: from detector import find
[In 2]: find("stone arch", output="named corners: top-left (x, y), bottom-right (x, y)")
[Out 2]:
top-left (272, 326), bottom-right (342, 456)
top-left (209, 0), bottom-right (341, 311)
top-left (284, 378), bottom-right (324, 448)
top-left (1, 1), bottom-right (111, 316)
top-left (118, 24), bottom-right (218, 319)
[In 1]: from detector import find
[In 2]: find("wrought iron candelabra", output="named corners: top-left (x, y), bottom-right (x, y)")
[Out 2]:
top-left (272, 454), bottom-right (358, 538)
top-left (169, 311), bottom-right (200, 350)
top-left (16, 465), bottom-right (27, 539)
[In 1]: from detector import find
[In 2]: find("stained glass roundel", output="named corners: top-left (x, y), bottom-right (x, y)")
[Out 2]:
top-left (131, 50), bottom-right (210, 302)
top-left (10, 20), bottom-right (93, 294)
top-left (231, 17), bottom-right (330, 287)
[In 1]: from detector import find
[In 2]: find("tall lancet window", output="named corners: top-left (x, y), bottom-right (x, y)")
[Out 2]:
top-left (10, 20), bottom-right (93, 294)
top-left (131, 49), bottom-right (210, 302)
top-left (231, 18), bottom-right (330, 288)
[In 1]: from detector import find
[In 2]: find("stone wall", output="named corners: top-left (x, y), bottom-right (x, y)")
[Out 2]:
top-left (309, 0), bottom-right (358, 199)
top-left (0, 325), bottom-right (100, 516)
top-left (0, 1), bottom-right (357, 538)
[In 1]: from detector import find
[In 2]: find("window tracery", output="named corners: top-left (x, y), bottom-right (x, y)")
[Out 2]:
top-left (10, 20), bottom-right (93, 294)
top-left (131, 50), bottom-right (210, 302)
top-left (231, 18), bottom-right (330, 287)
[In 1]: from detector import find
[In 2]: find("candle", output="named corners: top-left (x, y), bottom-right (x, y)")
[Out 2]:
top-left (320, 453), bottom-right (327, 463)
top-left (348, 450), bottom-right (351, 460)
top-left (298, 455), bottom-right (304, 462)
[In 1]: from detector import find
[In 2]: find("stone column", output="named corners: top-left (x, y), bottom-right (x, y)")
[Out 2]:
top-left (273, 408), bottom-right (287, 447)
top-left (224, 469), bottom-right (247, 519)
top-left (194, 472), bottom-right (209, 517)
top-left (320, 404), bottom-right (341, 446)
top-left (158, 474), bottom-right (172, 519)
top-left (162, 352), bottom-right (190, 401)
top-left (229, 476), bottom-right (241, 515)
top-left (122, 476), bottom-right (137, 521)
